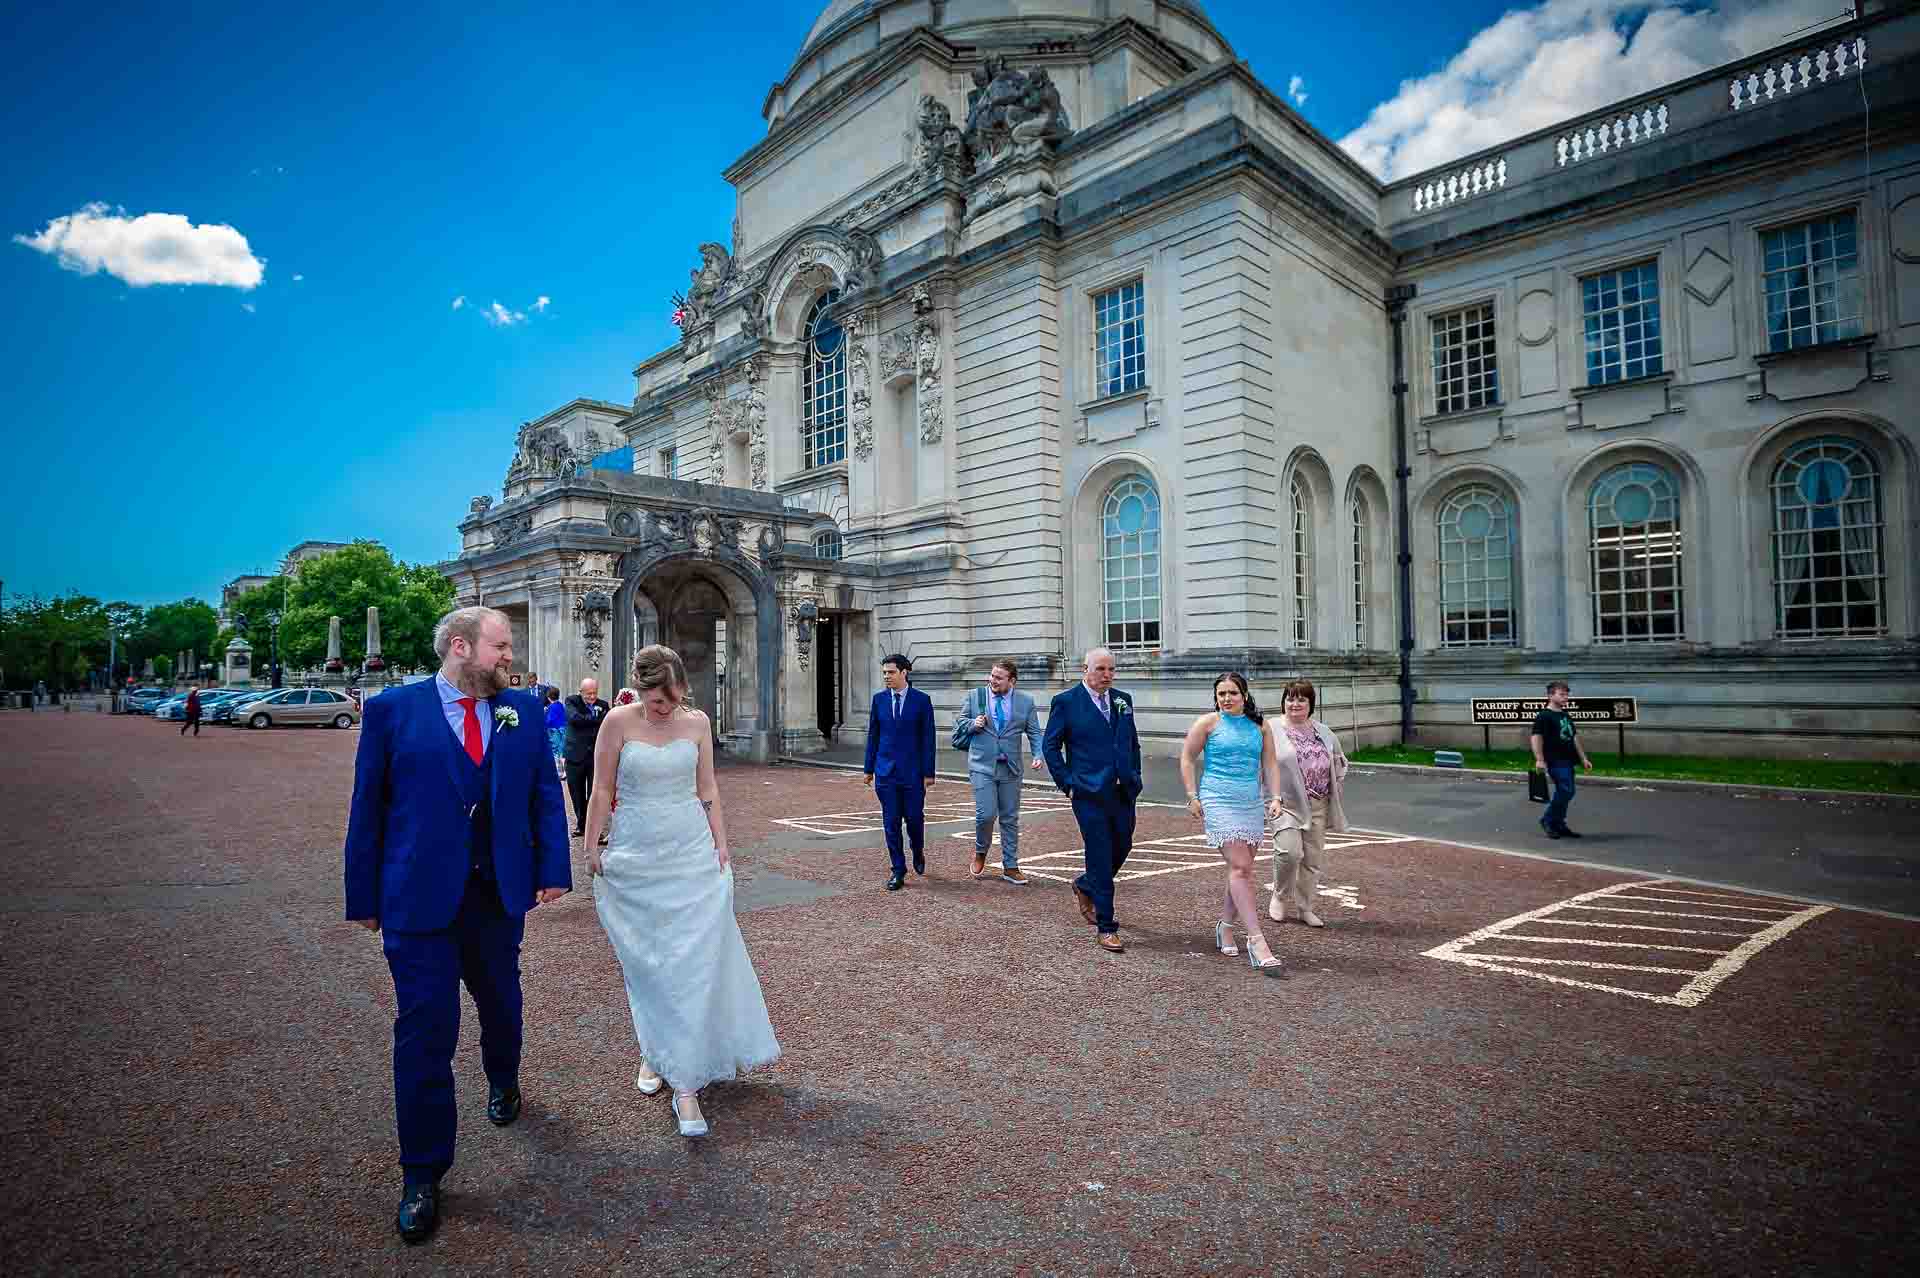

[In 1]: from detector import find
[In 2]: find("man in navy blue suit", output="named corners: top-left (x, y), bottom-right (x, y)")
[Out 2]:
top-left (344, 606), bottom-right (572, 1244)
top-left (863, 652), bottom-right (937, 891)
top-left (1042, 647), bottom-right (1141, 954)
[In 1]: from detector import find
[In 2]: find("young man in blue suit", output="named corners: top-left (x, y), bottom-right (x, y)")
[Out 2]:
top-left (344, 606), bottom-right (572, 1244)
top-left (1042, 646), bottom-right (1142, 953)
top-left (863, 652), bottom-right (937, 891)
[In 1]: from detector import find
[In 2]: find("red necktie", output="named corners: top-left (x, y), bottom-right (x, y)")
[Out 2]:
top-left (457, 697), bottom-right (484, 765)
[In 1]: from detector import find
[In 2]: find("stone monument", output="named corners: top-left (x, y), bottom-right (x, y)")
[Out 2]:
top-left (223, 636), bottom-right (253, 686)
top-left (364, 606), bottom-right (385, 672)
top-left (142, 657), bottom-right (155, 679)
top-left (325, 615), bottom-right (345, 673)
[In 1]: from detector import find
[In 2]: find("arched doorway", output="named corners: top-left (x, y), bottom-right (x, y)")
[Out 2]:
top-left (668, 577), bottom-right (730, 735)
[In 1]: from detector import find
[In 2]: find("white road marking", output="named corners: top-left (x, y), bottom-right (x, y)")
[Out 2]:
top-left (1319, 885), bottom-right (1366, 910)
top-left (1603, 894), bottom-right (1798, 914)
top-left (1425, 878), bottom-right (1831, 1006)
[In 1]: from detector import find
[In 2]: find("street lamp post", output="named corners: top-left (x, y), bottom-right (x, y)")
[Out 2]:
top-left (266, 609), bottom-right (282, 689)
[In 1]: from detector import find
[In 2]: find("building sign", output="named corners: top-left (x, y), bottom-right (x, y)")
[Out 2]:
top-left (1471, 696), bottom-right (1638, 725)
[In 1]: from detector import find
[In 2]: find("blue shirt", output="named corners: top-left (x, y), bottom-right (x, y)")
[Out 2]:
top-left (436, 672), bottom-right (492, 756)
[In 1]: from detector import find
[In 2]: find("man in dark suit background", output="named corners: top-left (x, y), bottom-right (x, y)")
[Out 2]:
top-left (863, 652), bottom-right (937, 891)
top-left (563, 678), bottom-right (611, 838)
top-left (1042, 647), bottom-right (1142, 953)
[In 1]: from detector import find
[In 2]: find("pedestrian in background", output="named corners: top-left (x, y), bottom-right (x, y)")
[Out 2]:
top-left (952, 657), bottom-right (1044, 884)
top-left (544, 687), bottom-right (566, 774)
top-left (1531, 679), bottom-right (1594, 840)
top-left (1267, 679), bottom-right (1349, 928)
top-left (180, 684), bottom-right (203, 737)
top-left (564, 679), bottom-right (612, 840)
top-left (864, 653), bottom-right (936, 891)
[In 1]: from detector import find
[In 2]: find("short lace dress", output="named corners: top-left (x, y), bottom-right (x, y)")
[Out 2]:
top-left (1198, 712), bottom-right (1266, 847)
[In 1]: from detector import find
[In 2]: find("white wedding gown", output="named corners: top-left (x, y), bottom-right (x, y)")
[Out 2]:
top-left (595, 739), bottom-right (780, 1092)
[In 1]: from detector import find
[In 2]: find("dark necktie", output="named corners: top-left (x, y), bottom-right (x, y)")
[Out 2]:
top-left (893, 692), bottom-right (902, 719)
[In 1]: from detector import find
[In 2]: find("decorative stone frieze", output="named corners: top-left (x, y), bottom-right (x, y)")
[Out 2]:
top-left (491, 511), bottom-right (535, 547)
top-left (913, 287), bottom-right (943, 444)
top-left (846, 306), bottom-right (876, 460)
top-left (572, 588), bottom-right (614, 669)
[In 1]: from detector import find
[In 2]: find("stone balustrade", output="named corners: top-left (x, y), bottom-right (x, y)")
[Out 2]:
top-left (1557, 102), bottom-right (1669, 166)
top-left (1729, 36), bottom-right (1867, 111)
top-left (1409, 158), bottom-right (1508, 214)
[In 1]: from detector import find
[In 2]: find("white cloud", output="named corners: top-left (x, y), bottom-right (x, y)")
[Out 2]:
top-left (483, 300), bottom-right (526, 327)
top-left (12, 202), bottom-right (265, 289)
top-left (532, 295), bottom-right (551, 313)
top-left (292, 273), bottom-right (304, 282)
top-left (1288, 74), bottom-right (1308, 106)
top-left (242, 302), bottom-right (256, 314)
top-left (451, 295), bottom-right (466, 310)
top-left (1339, 0), bottom-right (1845, 180)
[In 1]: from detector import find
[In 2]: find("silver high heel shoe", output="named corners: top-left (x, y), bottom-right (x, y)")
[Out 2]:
top-left (635, 1061), bottom-right (664, 1096)
top-left (673, 1090), bottom-right (709, 1137)
top-left (1214, 921), bottom-right (1239, 956)
top-left (1246, 935), bottom-right (1285, 977)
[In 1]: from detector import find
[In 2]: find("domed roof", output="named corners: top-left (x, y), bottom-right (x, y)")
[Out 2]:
top-left (804, 1), bottom-right (870, 50)
top-left (799, 1), bottom-right (1223, 61)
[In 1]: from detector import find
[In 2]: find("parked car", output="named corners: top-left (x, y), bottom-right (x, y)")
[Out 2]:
top-left (122, 689), bottom-right (172, 715)
top-left (241, 687), bottom-right (361, 729)
top-left (208, 689), bottom-right (276, 724)
top-left (155, 690), bottom-right (246, 721)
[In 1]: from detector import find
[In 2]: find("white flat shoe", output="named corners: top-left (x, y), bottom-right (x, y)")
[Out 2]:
top-left (1213, 921), bottom-right (1239, 956)
top-left (1300, 910), bottom-right (1325, 929)
top-left (1267, 892), bottom-right (1284, 923)
top-left (673, 1092), bottom-right (708, 1138)
top-left (635, 1063), bottom-right (663, 1096)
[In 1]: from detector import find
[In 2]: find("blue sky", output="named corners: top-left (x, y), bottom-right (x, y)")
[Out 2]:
top-left (2, 1), bottom-right (1826, 606)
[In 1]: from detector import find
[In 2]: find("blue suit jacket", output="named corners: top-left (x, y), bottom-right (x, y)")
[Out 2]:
top-left (1042, 684), bottom-right (1143, 798)
top-left (863, 685), bottom-right (936, 782)
top-left (343, 679), bottom-right (572, 932)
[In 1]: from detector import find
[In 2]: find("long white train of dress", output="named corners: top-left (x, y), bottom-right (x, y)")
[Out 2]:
top-left (595, 739), bottom-right (780, 1092)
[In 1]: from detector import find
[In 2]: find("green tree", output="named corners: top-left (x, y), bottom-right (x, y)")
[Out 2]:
top-left (1, 593), bottom-right (113, 687)
top-left (275, 542), bottom-right (456, 672)
top-left (132, 600), bottom-right (220, 674)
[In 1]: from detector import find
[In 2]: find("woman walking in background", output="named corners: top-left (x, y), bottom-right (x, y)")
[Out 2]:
top-left (544, 687), bottom-right (567, 776)
top-left (1179, 672), bottom-right (1285, 975)
top-left (1268, 679), bottom-right (1350, 928)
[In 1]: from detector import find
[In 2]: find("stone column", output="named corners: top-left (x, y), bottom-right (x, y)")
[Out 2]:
top-left (325, 616), bottom-right (344, 672)
top-left (845, 305), bottom-right (880, 529)
top-left (142, 657), bottom-right (155, 679)
top-left (365, 606), bottom-right (385, 672)
top-left (776, 571), bottom-right (825, 754)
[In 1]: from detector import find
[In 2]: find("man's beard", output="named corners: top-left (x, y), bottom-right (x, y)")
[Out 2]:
top-left (453, 660), bottom-right (511, 698)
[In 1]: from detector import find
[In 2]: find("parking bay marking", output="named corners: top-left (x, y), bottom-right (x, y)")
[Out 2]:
top-left (1423, 878), bottom-right (1830, 1007)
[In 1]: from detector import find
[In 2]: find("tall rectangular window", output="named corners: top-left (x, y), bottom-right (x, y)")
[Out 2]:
top-left (1581, 262), bottom-right (1663, 385)
top-left (1762, 213), bottom-right (1862, 353)
top-left (658, 447), bottom-right (677, 479)
top-left (1093, 280), bottom-right (1148, 398)
top-left (1431, 303), bottom-right (1499, 415)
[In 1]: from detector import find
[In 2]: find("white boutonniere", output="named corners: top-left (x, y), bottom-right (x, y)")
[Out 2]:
top-left (1115, 700), bottom-right (1131, 716)
top-left (494, 706), bottom-right (520, 730)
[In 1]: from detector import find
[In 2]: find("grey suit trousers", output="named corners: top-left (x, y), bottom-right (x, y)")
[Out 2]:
top-left (971, 764), bottom-right (1023, 866)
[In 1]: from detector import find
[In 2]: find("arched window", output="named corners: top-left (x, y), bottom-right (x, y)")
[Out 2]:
top-left (1588, 462), bottom-right (1682, 642)
top-left (803, 291), bottom-right (847, 469)
top-left (812, 529), bottom-right (843, 561)
top-left (1102, 476), bottom-right (1162, 649)
top-left (1289, 476), bottom-right (1313, 646)
top-left (1351, 493), bottom-right (1372, 649)
top-left (1771, 436), bottom-right (1885, 638)
top-left (1437, 485), bottom-right (1515, 647)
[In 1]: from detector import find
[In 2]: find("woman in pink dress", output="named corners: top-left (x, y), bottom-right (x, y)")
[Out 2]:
top-left (1267, 679), bottom-right (1350, 928)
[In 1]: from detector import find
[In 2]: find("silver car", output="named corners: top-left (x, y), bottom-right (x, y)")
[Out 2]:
top-left (241, 687), bottom-right (361, 729)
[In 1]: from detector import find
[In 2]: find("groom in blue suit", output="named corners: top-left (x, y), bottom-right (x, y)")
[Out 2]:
top-left (1042, 647), bottom-right (1142, 953)
top-left (344, 606), bottom-right (571, 1244)
top-left (864, 652), bottom-right (937, 891)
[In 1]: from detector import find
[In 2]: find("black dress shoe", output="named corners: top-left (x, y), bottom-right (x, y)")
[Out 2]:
top-left (396, 1181), bottom-right (439, 1244)
top-left (912, 850), bottom-right (926, 876)
top-left (1541, 824), bottom-right (1563, 840)
top-left (487, 1083), bottom-right (522, 1126)
top-left (886, 871), bottom-right (905, 891)
top-left (1558, 826), bottom-right (1583, 838)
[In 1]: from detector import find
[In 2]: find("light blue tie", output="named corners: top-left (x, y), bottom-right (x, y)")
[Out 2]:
top-left (994, 693), bottom-right (1005, 731)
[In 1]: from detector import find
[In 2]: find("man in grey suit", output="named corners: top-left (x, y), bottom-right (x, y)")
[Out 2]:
top-left (952, 657), bottom-right (1044, 884)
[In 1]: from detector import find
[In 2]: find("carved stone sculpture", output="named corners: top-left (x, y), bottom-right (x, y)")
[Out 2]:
top-left (468, 495), bottom-right (493, 515)
top-left (847, 307), bottom-right (875, 461)
top-left (916, 314), bottom-right (943, 444)
top-left (914, 95), bottom-right (968, 183)
top-left (964, 58), bottom-right (1072, 171)
top-left (492, 511), bottom-right (535, 547)
top-left (573, 589), bottom-right (614, 670)
top-left (504, 422), bottom-right (578, 490)
top-left (743, 354), bottom-right (770, 491)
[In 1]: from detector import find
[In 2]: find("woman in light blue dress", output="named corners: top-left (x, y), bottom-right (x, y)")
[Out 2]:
top-left (1179, 672), bottom-right (1285, 974)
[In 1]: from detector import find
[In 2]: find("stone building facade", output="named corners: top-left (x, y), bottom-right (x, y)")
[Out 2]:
top-left (446, 0), bottom-right (1920, 762)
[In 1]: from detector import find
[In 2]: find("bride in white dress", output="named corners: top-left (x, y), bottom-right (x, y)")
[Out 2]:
top-left (582, 644), bottom-right (780, 1137)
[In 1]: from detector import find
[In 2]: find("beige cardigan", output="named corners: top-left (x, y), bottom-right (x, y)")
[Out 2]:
top-left (1267, 717), bottom-right (1349, 834)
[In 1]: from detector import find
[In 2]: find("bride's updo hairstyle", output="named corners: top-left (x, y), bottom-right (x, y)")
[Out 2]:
top-left (633, 644), bottom-right (690, 708)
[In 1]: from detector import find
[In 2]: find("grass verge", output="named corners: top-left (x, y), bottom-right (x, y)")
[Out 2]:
top-left (1347, 745), bottom-right (1920, 797)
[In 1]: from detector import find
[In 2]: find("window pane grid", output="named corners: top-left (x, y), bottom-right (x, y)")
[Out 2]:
top-left (1101, 476), bottom-right (1162, 649)
top-left (1437, 485), bottom-right (1516, 647)
top-left (1431, 303), bottom-right (1499, 415)
top-left (1094, 280), bottom-right (1148, 398)
top-left (813, 529), bottom-right (843, 560)
top-left (1581, 261), bottom-right (1663, 385)
top-left (1351, 495), bottom-right (1371, 649)
top-left (1770, 436), bottom-right (1885, 638)
top-left (1588, 462), bottom-right (1682, 642)
top-left (1290, 478), bottom-right (1313, 647)
top-left (1762, 214), bottom-right (1863, 353)
top-left (804, 291), bottom-right (848, 469)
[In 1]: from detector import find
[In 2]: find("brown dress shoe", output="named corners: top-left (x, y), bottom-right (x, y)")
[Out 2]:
top-left (970, 852), bottom-right (988, 878)
top-left (1001, 867), bottom-right (1029, 885)
top-left (1098, 932), bottom-right (1126, 953)
top-left (1072, 886), bottom-right (1096, 926)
